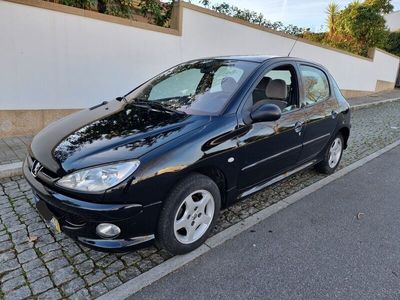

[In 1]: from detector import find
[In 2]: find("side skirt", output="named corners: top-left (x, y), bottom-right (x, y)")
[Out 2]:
top-left (239, 160), bottom-right (318, 199)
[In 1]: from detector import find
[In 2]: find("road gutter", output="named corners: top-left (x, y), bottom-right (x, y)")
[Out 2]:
top-left (98, 138), bottom-right (400, 300)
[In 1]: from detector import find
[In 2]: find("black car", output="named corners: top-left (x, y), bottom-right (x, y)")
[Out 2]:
top-left (24, 56), bottom-right (351, 254)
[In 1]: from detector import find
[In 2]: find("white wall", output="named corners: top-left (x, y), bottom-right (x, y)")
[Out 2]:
top-left (181, 8), bottom-right (399, 93)
top-left (385, 11), bottom-right (400, 32)
top-left (0, 0), bottom-right (399, 110)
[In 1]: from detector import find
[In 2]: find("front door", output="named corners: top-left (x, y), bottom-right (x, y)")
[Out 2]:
top-left (236, 63), bottom-right (306, 190)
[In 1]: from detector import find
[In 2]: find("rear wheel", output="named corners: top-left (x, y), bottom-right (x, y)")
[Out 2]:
top-left (156, 173), bottom-right (221, 255)
top-left (315, 134), bottom-right (344, 174)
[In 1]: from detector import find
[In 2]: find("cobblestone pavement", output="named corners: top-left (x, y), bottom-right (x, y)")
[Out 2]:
top-left (0, 89), bottom-right (398, 168)
top-left (1, 101), bottom-right (400, 300)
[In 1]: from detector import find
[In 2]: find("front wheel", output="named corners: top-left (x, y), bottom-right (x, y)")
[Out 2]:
top-left (156, 173), bottom-right (221, 255)
top-left (315, 134), bottom-right (344, 174)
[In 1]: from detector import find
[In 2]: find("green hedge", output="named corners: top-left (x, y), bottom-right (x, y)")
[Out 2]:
top-left (47, 0), bottom-right (173, 26)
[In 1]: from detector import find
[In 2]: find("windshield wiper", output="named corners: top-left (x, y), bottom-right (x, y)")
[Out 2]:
top-left (116, 96), bottom-right (128, 103)
top-left (133, 99), bottom-right (186, 115)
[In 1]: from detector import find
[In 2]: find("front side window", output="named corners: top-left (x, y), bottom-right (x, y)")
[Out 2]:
top-left (300, 65), bottom-right (330, 106)
top-left (244, 64), bottom-right (299, 115)
top-left (127, 60), bottom-right (258, 115)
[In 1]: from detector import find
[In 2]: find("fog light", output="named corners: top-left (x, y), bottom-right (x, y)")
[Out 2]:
top-left (96, 223), bottom-right (121, 238)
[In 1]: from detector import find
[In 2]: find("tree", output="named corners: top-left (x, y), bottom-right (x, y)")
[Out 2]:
top-left (197, 1), bottom-right (310, 36)
top-left (335, 0), bottom-right (390, 55)
top-left (97, 0), bottom-right (107, 13)
top-left (301, 0), bottom-right (397, 56)
top-left (58, 0), bottom-right (94, 10)
top-left (139, 0), bottom-right (174, 26)
top-left (199, 0), bottom-right (211, 7)
top-left (326, 2), bottom-right (339, 36)
top-left (364, 0), bottom-right (394, 13)
top-left (384, 31), bottom-right (400, 56)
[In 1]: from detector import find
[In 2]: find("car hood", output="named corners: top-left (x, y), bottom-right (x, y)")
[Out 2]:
top-left (30, 100), bottom-right (209, 175)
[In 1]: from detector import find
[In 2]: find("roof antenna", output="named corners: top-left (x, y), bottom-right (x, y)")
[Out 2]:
top-left (287, 37), bottom-right (299, 57)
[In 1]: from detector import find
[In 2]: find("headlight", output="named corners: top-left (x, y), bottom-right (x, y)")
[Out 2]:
top-left (57, 160), bottom-right (140, 192)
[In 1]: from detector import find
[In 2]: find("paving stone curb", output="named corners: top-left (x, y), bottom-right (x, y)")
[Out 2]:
top-left (98, 138), bottom-right (400, 300)
top-left (0, 162), bottom-right (23, 180)
top-left (350, 97), bottom-right (400, 111)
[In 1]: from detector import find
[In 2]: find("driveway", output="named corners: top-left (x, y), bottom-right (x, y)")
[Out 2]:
top-left (132, 145), bottom-right (400, 300)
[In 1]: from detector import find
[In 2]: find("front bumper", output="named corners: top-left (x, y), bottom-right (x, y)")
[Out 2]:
top-left (23, 158), bottom-right (161, 252)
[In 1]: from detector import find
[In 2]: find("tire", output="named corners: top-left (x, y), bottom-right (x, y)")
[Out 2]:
top-left (156, 173), bottom-right (221, 255)
top-left (315, 133), bottom-right (344, 174)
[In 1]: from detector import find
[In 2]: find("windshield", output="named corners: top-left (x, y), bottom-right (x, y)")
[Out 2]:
top-left (126, 59), bottom-right (259, 115)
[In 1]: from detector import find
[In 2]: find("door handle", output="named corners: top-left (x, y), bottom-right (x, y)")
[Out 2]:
top-left (294, 121), bottom-right (304, 134)
top-left (331, 110), bottom-right (338, 119)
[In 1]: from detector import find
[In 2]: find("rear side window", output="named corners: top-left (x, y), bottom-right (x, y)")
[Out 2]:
top-left (300, 65), bottom-right (330, 106)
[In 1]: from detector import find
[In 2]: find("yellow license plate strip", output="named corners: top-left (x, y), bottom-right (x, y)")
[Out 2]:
top-left (49, 217), bottom-right (61, 234)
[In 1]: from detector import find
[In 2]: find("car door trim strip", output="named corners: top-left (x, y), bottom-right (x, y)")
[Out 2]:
top-left (239, 160), bottom-right (317, 198)
top-left (303, 133), bottom-right (331, 146)
top-left (241, 144), bottom-right (303, 171)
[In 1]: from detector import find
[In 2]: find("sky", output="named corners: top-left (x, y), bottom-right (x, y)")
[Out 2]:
top-left (203, 0), bottom-right (400, 31)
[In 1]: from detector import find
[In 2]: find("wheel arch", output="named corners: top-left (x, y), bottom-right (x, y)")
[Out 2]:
top-left (190, 166), bottom-right (228, 208)
top-left (338, 126), bottom-right (350, 149)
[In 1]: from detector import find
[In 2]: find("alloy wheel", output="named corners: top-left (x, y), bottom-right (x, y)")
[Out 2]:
top-left (328, 137), bottom-right (343, 168)
top-left (173, 190), bottom-right (215, 244)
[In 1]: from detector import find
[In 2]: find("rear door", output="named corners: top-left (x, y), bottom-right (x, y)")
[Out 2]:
top-left (296, 63), bottom-right (339, 163)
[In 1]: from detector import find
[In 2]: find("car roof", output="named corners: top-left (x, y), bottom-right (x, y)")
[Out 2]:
top-left (211, 55), bottom-right (278, 63)
top-left (189, 55), bottom-right (328, 73)
top-left (206, 55), bottom-right (322, 65)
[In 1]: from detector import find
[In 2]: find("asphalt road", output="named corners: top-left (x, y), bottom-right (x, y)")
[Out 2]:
top-left (131, 145), bottom-right (400, 300)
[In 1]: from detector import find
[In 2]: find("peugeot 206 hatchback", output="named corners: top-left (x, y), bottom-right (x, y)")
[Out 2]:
top-left (24, 56), bottom-right (351, 254)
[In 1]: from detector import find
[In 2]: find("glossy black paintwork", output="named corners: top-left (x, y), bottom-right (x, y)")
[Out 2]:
top-left (24, 56), bottom-right (351, 252)
top-left (32, 101), bottom-right (209, 175)
top-left (250, 103), bottom-right (282, 122)
top-left (236, 107), bottom-right (306, 189)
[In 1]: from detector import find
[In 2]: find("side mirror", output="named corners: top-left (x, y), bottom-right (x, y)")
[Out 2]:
top-left (250, 103), bottom-right (281, 123)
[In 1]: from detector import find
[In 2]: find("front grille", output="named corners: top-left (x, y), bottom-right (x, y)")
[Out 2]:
top-left (40, 167), bottom-right (58, 180)
top-left (29, 156), bottom-right (59, 179)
